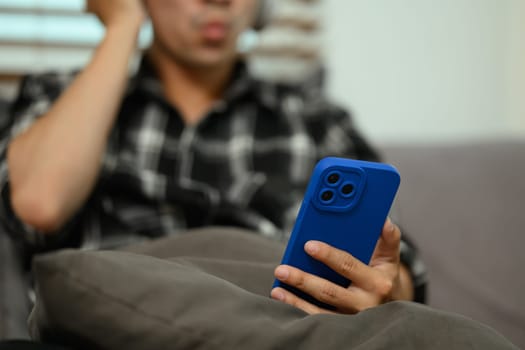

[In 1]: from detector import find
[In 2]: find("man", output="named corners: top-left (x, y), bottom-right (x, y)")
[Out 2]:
top-left (2, 2), bottom-right (521, 349)
top-left (2, 0), bottom-right (420, 319)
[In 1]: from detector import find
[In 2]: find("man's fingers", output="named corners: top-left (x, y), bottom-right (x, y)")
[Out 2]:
top-left (274, 265), bottom-right (362, 313)
top-left (270, 287), bottom-right (334, 315)
top-left (303, 240), bottom-right (398, 300)
top-left (371, 218), bottom-right (401, 263)
top-left (274, 223), bottom-right (405, 314)
top-left (304, 240), bottom-right (377, 290)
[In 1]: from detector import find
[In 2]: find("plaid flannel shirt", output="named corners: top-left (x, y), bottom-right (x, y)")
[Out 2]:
top-left (0, 58), bottom-right (426, 302)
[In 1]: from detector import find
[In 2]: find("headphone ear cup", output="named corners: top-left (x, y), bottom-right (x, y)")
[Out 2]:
top-left (253, 0), bottom-right (272, 31)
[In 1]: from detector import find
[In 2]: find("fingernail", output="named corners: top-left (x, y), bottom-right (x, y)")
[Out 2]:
top-left (275, 266), bottom-right (289, 280)
top-left (272, 289), bottom-right (285, 301)
top-left (386, 217), bottom-right (394, 232)
top-left (305, 241), bottom-right (319, 255)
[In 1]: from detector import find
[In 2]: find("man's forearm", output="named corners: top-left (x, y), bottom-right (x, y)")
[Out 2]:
top-left (7, 20), bottom-right (141, 233)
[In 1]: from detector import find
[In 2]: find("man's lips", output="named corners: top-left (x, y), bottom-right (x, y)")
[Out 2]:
top-left (202, 21), bottom-right (229, 41)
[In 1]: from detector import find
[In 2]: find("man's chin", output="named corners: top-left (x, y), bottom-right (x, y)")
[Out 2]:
top-left (184, 50), bottom-right (238, 70)
top-left (151, 40), bottom-right (238, 71)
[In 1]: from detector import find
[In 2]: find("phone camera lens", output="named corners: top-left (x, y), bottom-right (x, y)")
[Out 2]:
top-left (341, 184), bottom-right (354, 195)
top-left (327, 173), bottom-right (340, 184)
top-left (320, 190), bottom-right (334, 202)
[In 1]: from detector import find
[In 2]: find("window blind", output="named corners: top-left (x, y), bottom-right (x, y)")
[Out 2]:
top-left (0, 0), bottom-right (151, 74)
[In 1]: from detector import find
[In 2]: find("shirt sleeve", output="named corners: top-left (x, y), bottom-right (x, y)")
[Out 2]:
top-left (0, 73), bottom-right (78, 256)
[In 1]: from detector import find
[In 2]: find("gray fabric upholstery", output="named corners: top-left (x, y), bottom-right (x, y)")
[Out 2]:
top-left (382, 141), bottom-right (525, 349)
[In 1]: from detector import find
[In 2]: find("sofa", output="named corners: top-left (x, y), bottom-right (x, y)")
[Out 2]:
top-left (1, 137), bottom-right (524, 348)
top-left (382, 140), bottom-right (525, 348)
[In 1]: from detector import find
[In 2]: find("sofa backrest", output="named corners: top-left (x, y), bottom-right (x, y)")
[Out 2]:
top-left (382, 141), bottom-right (525, 349)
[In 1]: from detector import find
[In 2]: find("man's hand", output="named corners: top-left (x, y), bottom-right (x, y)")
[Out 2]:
top-left (86, 0), bottom-right (146, 29)
top-left (271, 219), bottom-right (413, 314)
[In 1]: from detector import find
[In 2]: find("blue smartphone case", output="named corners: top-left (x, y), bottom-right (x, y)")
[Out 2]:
top-left (273, 157), bottom-right (400, 308)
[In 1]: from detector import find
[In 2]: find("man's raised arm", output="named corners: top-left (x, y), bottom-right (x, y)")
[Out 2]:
top-left (7, 0), bottom-right (145, 233)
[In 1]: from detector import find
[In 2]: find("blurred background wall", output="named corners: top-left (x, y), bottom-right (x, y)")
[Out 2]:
top-left (0, 0), bottom-right (523, 144)
top-left (324, 0), bottom-right (525, 143)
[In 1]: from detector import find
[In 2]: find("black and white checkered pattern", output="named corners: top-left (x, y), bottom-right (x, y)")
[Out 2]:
top-left (0, 58), bottom-right (426, 301)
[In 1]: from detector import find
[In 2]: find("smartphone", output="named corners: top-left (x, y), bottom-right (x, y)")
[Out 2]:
top-left (273, 157), bottom-right (400, 308)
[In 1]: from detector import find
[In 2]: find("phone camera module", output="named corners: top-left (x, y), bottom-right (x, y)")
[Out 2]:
top-left (326, 172), bottom-right (341, 186)
top-left (320, 190), bottom-right (334, 202)
top-left (341, 183), bottom-right (355, 197)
